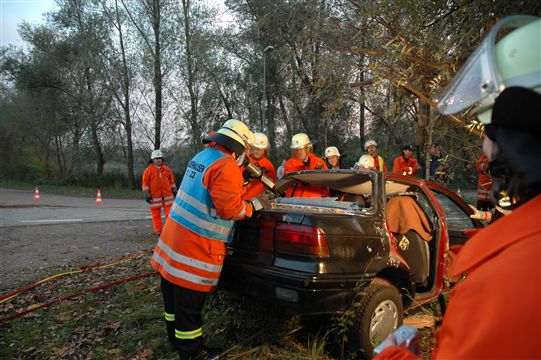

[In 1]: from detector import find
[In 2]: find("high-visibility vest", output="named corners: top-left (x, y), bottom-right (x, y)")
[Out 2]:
top-left (374, 155), bottom-right (387, 172)
top-left (168, 147), bottom-right (236, 243)
top-left (152, 145), bottom-right (250, 292)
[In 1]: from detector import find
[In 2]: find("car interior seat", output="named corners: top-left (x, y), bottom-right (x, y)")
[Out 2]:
top-left (386, 195), bottom-right (433, 285)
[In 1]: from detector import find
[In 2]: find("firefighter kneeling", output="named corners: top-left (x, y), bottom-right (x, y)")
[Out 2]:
top-left (151, 119), bottom-right (269, 360)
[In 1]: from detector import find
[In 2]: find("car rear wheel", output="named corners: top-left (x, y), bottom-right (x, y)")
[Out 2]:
top-left (349, 283), bottom-right (404, 359)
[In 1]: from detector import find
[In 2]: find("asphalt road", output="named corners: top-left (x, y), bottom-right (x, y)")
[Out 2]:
top-left (0, 188), bottom-right (159, 291)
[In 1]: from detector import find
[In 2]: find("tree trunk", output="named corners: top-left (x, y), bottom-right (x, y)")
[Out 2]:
top-left (182, 0), bottom-right (203, 153)
top-left (115, 0), bottom-right (136, 187)
top-left (151, 0), bottom-right (162, 149)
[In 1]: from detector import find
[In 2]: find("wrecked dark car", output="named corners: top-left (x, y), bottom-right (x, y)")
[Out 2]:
top-left (220, 169), bottom-right (483, 357)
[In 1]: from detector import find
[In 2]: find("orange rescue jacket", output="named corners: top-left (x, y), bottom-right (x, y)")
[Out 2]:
top-left (151, 144), bottom-right (254, 293)
top-left (374, 194), bottom-right (541, 360)
top-left (392, 155), bottom-right (419, 176)
top-left (284, 152), bottom-right (328, 197)
top-left (142, 164), bottom-right (176, 208)
top-left (242, 155), bottom-right (276, 200)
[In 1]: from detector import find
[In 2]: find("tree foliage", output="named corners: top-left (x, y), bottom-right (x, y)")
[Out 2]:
top-left (1, 0), bottom-right (539, 186)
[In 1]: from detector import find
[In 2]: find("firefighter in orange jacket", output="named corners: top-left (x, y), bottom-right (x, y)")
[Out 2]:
top-left (151, 120), bottom-right (268, 360)
top-left (142, 150), bottom-right (177, 235)
top-left (475, 153), bottom-right (493, 210)
top-left (375, 16), bottom-right (541, 360)
top-left (241, 132), bottom-right (276, 200)
top-left (392, 144), bottom-right (419, 176)
top-left (284, 133), bottom-right (328, 197)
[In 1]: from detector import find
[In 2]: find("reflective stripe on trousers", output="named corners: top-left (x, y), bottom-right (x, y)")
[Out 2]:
top-left (165, 312), bottom-right (175, 321)
top-left (175, 327), bottom-right (203, 339)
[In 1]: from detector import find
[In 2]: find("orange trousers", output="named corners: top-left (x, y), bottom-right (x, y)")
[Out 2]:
top-left (150, 204), bottom-right (172, 233)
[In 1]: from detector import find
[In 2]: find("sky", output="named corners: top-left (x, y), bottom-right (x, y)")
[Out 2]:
top-left (1, 0), bottom-right (57, 47)
top-left (0, 0), bottom-right (233, 48)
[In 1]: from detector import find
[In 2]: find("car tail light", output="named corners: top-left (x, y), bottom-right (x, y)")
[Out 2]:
top-left (275, 224), bottom-right (330, 257)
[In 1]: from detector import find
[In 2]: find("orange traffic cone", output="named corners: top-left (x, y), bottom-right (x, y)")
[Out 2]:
top-left (456, 187), bottom-right (462, 197)
top-left (33, 187), bottom-right (41, 201)
top-left (96, 189), bottom-right (103, 204)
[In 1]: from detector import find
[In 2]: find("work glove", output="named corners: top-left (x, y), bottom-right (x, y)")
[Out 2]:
top-left (144, 191), bottom-right (152, 204)
top-left (468, 204), bottom-right (492, 222)
top-left (250, 196), bottom-right (271, 212)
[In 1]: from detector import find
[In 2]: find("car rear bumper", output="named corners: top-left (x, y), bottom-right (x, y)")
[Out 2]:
top-left (220, 260), bottom-right (373, 315)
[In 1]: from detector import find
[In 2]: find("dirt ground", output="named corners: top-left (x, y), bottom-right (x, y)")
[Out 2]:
top-left (0, 219), bottom-right (157, 293)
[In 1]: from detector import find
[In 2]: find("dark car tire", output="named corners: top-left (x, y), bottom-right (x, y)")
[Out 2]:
top-left (349, 283), bottom-right (404, 359)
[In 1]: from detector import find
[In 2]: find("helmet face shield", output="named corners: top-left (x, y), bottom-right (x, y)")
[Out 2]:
top-left (437, 41), bottom-right (499, 115)
top-left (437, 16), bottom-right (540, 118)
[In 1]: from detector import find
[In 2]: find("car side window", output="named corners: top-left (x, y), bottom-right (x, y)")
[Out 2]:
top-left (433, 192), bottom-right (476, 229)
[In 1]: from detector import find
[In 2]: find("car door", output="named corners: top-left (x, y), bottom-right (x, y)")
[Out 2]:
top-left (430, 191), bottom-right (480, 247)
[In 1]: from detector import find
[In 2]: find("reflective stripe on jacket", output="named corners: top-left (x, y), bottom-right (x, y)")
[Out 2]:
top-left (142, 164), bottom-right (176, 209)
top-left (151, 145), bottom-right (253, 292)
top-left (169, 147), bottom-right (236, 243)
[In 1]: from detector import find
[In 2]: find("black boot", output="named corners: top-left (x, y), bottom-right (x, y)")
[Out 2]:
top-left (178, 349), bottom-right (219, 360)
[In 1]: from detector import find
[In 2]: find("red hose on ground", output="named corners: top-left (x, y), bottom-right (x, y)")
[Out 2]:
top-left (0, 271), bottom-right (158, 323)
top-left (0, 250), bottom-right (150, 304)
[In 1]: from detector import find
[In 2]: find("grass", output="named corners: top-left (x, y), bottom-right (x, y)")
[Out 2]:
top-left (0, 178), bottom-right (141, 199)
top-left (0, 253), bottom-right (440, 359)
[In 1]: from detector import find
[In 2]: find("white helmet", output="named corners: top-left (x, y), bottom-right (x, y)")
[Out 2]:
top-left (151, 150), bottom-right (163, 160)
top-left (203, 119), bottom-right (255, 157)
top-left (364, 140), bottom-right (377, 150)
top-left (290, 133), bottom-right (311, 149)
top-left (324, 146), bottom-right (340, 158)
top-left (354, 154), bottom-right (374, 169)
top-left (252, 133), bottom-right (269, 149)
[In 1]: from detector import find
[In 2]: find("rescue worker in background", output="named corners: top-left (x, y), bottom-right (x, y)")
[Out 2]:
top-left (142, 150), bottom-right (177, 235)
top-left (429, 143), bottom-right (453, 185)
top-left (324, 146), bottom-right (347, 169)
top-left (353, 154), bottom-right (375, 170)
top-left (151, 119), bottom-right (269, 360)
top-left (475, 153), bottom-right (493, 210)
top-left (375, 15), bottom-right (541, 360)
top-left (284, 133), bottom-right (328, 197)
top-left (364, 140), bottom-right (387, 171)
top-left (241, 132), bottom-right (276, 200)
top-left (392, 144), bottom-right (419, 176)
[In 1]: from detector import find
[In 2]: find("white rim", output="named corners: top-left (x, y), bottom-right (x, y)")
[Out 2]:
top-left (369, 300), bottom-right (399, 345)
